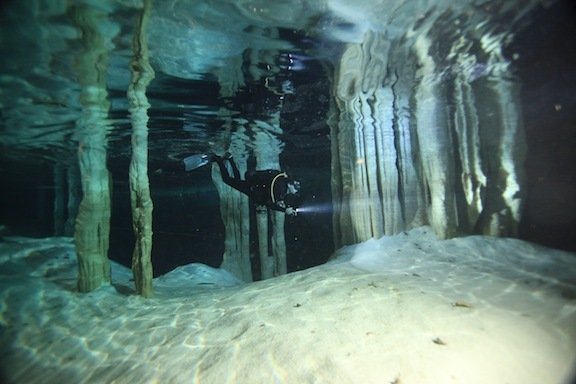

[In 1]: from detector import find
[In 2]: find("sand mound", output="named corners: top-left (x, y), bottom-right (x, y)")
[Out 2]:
top-left (1, 229), bottom-right (575, 383)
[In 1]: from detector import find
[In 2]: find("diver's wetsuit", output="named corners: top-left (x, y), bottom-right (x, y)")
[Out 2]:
top-left (215, 157), bottom-right (293, 213)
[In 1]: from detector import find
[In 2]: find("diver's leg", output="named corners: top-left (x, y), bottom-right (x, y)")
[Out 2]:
top-left (216, 157), bottom-right (250, 195)
top-left (226, 157), bottom-right (242, 180)
top-left (215, 157), bottom-right (232, 182)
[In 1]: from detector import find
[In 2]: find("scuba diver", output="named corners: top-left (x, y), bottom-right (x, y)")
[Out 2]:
top-left (183, 153), bottom-right (301, 216)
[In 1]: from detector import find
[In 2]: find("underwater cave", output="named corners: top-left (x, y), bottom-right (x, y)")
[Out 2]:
top-left (0, 0), bottom-right (575, 383)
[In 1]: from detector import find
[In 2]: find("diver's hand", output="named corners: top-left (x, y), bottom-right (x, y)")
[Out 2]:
top-left (286, 207), bottom-right (297, 216)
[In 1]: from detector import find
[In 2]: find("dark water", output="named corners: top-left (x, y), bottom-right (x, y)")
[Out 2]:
top-left (511, 1), bottom-right (576, 253)
top-left (0, 0), bottom-right (575, 277)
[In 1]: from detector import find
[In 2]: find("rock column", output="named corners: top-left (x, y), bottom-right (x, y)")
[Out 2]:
top-left (128, 0), bottom-right (155, 297)
top-left (73, 5), bottom-right (115, 292)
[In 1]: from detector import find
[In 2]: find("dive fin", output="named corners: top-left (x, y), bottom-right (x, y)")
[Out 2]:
top-left (183, 153), bottom-right (213, 171)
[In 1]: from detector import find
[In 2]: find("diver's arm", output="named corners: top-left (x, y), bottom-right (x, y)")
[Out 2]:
top-left (267, 201), bottom-right (297, 216)
top-left (268, 202), bottom-right (286, 213)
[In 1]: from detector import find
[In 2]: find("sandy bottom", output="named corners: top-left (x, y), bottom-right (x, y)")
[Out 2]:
top-left (1, 229), bottom-right (575, 383)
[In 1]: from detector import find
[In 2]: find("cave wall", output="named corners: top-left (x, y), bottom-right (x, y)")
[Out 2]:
top-left (330, 14), bottom-right (526, 246)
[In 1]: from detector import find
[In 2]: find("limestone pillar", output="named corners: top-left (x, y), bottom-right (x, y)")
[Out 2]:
top-left (73, 5), bottom-right (115, 292)
top-left (253, 113), bottom-right (285, 279)
top-left (212, 126), bottom-right (252, 282)
top-left (412, 33), bottom-right (459, 239)
top-left (472, 36), bottom-right (525, 236)
top-left (331, 31), bottom-right (404, 245)
top-left (128, 0), bottom-right (155, 297)
top-left (214, 55), bottom-right (252, 282)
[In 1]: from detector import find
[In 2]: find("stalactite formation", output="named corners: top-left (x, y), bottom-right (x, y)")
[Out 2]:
top-left (72, 5), bottom-right (114, 292)
top-left (213, 112), bottom-right (287, 281)
top-left (212, 128), bottom-right (253, 282)
top-left (413, 32), bottom-right (459, 240)
top-left (213, 56), bottom-right (253, 282)
top-left (331, 21), bottom-right (526, 246)
top-left (253, 112), bottom-right (286, 280)
top-left (128, 0), bottom-right (155, 298)
top-left (331, 31), bottom-right (408, 244)
top-left (212, 40), bottom-right (289, 281)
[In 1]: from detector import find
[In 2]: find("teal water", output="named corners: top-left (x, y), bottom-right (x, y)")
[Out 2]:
top-left (0, 0), bottom-right (575, 276)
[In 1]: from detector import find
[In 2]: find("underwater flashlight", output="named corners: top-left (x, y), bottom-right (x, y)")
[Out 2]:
top-left (295, 203), bottom-right (333, 215)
